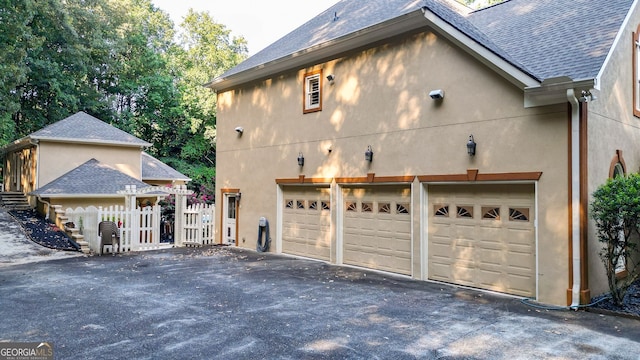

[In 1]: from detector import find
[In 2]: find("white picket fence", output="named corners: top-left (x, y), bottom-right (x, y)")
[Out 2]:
top-left (182, 203), bottom-right (215, 246)
top-left (64, 203), bottom-right (216, 254)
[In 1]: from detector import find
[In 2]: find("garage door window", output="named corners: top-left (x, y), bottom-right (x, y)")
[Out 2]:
top-left (396, 203), bottom-right (410, 214)
top-left (456, 206), bottom-right (473, 218)
top-left (509, 208), bottom-right (529, 221)
top-left (434, 205), bottom-right (449, 217)
top-left (362, 202), bottom-right (373, 212)
top-left (286, 200), bottom-right (294, 209)
top-left (379, 203), bottom-right (391, 214)
top-left (346, 202), bottom-right (357, 211)
top-left (309, 201), bottom-right (318, 210)
top-left (482, 207), bottom-right (500, 220)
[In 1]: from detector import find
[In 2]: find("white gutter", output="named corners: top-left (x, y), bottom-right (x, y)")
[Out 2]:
top-left (567, 89), bottom-right (581, 309)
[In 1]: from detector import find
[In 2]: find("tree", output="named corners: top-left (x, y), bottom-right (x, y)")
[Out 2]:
top-left (1, 0), bottom-right (247, 199)
top-left (159, 9), bottom-right (247, 190)
top-left (0, 0), bottom-right (35, 145)
top-left (591, 173), bottom-right (640, 305)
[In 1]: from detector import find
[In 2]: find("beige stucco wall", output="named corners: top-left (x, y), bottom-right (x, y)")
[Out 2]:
top-left (586, 7), bottom-right (640, 297)
top-left (37, 141), bottom-right (142, 187)
top-left (216, 29), bottom-right (571, 304)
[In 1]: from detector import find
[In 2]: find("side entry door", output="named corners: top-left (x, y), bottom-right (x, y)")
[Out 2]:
top-left (223, 194), bottom-right (237, 245)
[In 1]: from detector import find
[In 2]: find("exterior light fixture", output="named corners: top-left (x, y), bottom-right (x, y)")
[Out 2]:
top-left (234, 126), bottom-right (244, 136)
top-left (326, 74), bottom-right (335, 83)
top-left (365, 145), bottom-right (373, 162)
top-left (467, 135), bottom-right (476, 156)
top-left (297, 152), bottom-right (305, 167)
top-left (429, 89), bottom-right (444, 100)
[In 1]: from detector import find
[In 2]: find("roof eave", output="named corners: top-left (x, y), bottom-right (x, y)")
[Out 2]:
top-left (207, 10), bottom-right (430, 91)
top-left (31, 136), bottom-right (151, 148)
top-left (143, 177), bottom-right (192, 182)
top-left (524, 77), bottom-right (597, 107)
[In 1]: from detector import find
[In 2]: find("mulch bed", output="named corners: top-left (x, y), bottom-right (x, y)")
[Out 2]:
top-left (9, 209), bottom-right (80, 252)
top-left (588, 278), bottom-right (640, 319)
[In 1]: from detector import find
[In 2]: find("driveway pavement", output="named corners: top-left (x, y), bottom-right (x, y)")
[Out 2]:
top-left (0, 240), bottom-right (639, 360)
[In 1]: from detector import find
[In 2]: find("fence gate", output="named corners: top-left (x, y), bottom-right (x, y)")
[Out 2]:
top-left (64, 185), bottom-right (217, 254)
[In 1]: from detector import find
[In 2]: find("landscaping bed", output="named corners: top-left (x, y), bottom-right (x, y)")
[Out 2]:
top-left (8, 209), bottom-right (80, 252)
top-left (588, 279), bottom-right (640, 319)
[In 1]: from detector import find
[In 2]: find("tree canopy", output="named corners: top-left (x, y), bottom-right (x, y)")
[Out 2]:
top-left (0, 0), bottom-right (248, 195)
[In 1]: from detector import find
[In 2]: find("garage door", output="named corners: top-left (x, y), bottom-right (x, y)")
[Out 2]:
top-left (343, 186), bottom-right (412, 275)
top-left (428, 184), bottom-right (535, 297)
top-left (282, 186), bottom-right (331, 261)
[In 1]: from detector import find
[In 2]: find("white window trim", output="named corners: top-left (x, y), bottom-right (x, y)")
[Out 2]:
top-left (303, 70), bottom-right (322, 113)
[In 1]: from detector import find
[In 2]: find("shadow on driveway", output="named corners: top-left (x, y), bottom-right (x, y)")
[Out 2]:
top-left (0, 246), bottom-right (638, 359)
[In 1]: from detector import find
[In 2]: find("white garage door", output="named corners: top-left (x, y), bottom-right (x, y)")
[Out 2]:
top-left (428, 184), bottom-right (536, 297)
top-left (282, 186), bottom-right (331, 261)
top-left (342, 185), bottom-right (412, 275)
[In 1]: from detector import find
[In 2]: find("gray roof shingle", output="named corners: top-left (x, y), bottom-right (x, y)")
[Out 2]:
top-left (31, 159), bottom-right (151, 197)
top-left (29, 111), bottom-right (151, 147)
top-left (466, 0), bottom-right (633, 81)
top-left (215, 0), bottom-right (635, 85)
top-left (142, 152), bottom-right (191, 182)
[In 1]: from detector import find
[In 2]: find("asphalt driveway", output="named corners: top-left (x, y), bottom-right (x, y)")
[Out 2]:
top-left (0, 245), bottom-right (639, 360)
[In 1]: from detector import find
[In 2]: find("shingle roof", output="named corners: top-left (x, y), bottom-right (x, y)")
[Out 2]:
top-left (219, 0), bottom-right (423, 79)
top-left (214, 0), bottom-right (635, 85)
top-left (29, 111), bottom-right (151, 147)
top-left (31, 159), bottom-right (151, 197)
top-left (142, 152), bottom-right (191, 182)
top-left (465, 0), bottom-right (633, 81)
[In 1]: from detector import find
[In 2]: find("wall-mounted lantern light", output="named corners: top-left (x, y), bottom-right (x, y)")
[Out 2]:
top-left (236, 192), bottom-right (242, 202)
top-left (365, 145), bottom-right (373, 162)
top-left (467, 135), bottom-right (476, 156)
top-left (234, 126), bottom-right (244, 136)
top-left (297, 152), bottom-right (305, 167)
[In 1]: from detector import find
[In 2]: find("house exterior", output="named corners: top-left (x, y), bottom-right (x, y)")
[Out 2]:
top-left (1, 111), bottom-right (190, 212)
top-left (208, 0), bottom-right (640, 306)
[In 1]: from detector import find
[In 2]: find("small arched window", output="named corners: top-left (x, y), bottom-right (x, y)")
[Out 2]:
top-left (609, 150), bottom-right (626, 179)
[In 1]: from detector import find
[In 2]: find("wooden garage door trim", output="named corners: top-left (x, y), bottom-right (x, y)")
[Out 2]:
top-left (418, 169), bottom-right (542, 182)
top-left (276, 176), bottom-right (333, 184)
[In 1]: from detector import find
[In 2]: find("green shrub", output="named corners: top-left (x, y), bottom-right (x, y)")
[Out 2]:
top-left (591, 173), bottom-right (640, 305)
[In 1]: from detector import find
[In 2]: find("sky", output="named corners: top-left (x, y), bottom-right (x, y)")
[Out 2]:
top-left (151, 0), bottom-right (339, 56)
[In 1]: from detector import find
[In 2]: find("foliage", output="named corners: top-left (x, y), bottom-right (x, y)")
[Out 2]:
top-left (0, 0), bottom-right (248, 198)
top-left (158, 184), bottom-right (215, 221)
top-left (591, 173), bottom-right (640, 305)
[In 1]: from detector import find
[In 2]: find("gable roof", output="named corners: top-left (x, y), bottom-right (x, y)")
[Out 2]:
top-left (142, 152), bottom-right (191, 182)
top-left (465, 0), bottom-right (633, 81)
top-left (29, 111), bottom-right (151, 147)
top-left (30, 159), bottom-right (152, 198)
top-left (209, 0), bottom-right (635, 91)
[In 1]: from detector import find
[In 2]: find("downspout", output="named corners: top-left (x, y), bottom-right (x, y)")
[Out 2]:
top-left (567, 89), bottom-right (581, 309)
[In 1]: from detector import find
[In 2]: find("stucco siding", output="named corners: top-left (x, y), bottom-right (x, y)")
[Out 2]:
top-left (587, 6), bottom-right (640, 297)
top-left (216, 29), bottom-right (571, 304)
top-left (37, 141), bottom-right (141, 188)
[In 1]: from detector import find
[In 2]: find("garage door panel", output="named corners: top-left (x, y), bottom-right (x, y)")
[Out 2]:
top-left (428, 184), bottom-right (535, 297)
top-left (282, 187), bottom-right (331, 261)
top-left (343, 186), bottom-right (412, 275)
